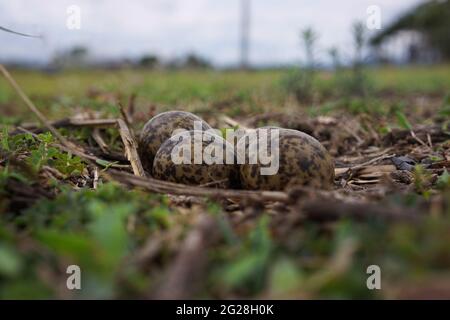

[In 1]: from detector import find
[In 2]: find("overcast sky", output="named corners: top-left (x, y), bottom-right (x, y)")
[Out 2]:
top-left (0, 0), bottom-right (422, 66)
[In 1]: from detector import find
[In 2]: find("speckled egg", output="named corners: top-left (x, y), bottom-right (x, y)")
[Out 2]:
top-left (152, 130), bottom-right (238, 188)
top-left (237, 127), bottom-right (334, 190)
top-left (139, 111), bottom-right (212, 173)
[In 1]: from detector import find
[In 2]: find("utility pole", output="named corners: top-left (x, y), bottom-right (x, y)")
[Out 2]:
top-left (240, 0), bottom-right (250, 69)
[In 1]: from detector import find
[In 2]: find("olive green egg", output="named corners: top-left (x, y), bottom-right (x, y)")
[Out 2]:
top-left (139, 111), bottom-right (212, 173)
top-left (237, 127), bottom-right (334, 190)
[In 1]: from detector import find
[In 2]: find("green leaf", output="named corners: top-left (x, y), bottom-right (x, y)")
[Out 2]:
top-left (395, 111), bottom-right (412, 130)
top-left (37, 230), bottom-right (94, 264)
top-left (219, 217), bottom-right (272, 291)
top-left (222, 253), bottom-right (265, 288)
top-left (0, 244), bottom-right (23, 277)
top-left (149, 206), bottom-right (171, 228)
top-left (52, 151), bottom-right (85, 176)
top-left (269, 258), bottom-right (302, 295)
top-left (437, 169), bottom-right (450, 190)
top-left (37, 132), bottom-right (54, 144)
top-left (96, 159), bottom-right (118, 170)
top-left (87, 202), bottom-right (133, 267)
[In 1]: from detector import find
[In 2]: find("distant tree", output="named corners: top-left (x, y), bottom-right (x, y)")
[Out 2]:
top-left (327, 46), bottom-right (341, 70)
top-left (183, 53), bottom-right (211, 69)
top-left (301, 27), bottom-right (318, 70)
top-left (352, 21), bottom-right (365, 69)
top-left (349, 21), bottom-right (372, 96)
top-left (69, 46), bottom-right (88, 59)
top-left (370, 0), bottom-right (450, 62)
top-left (280, 27), bottom-right (318, 103)
top-left (68, 46), bottom-right (88, 66)
top-left (165, 58), bottom-right (182, 70)
top-left (139, 55), bottom-right (159, 69)
top-left (51, 46), bottom-right (89, 69)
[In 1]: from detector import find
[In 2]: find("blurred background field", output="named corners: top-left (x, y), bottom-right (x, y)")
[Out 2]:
top-left (1, 65), bottom-right (449, 118)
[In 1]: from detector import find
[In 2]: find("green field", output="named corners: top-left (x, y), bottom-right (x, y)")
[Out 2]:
top-left (1, 65), bottom-right (449, 117)
top-left (0, 65), bottom-right (449, 299)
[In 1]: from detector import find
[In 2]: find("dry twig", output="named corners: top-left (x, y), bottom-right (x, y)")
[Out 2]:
top-left (0, 64), bottom-right (74, 149)
top-left (91, 128), bottom-right (110, 154)
top-left (106, 170), bottom-right (289, 203)
top-left (116, 119), bottom-right (146, 177)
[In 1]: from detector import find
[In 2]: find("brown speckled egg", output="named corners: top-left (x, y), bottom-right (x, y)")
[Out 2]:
top-left (237, 127), bottom-right (334, 190)
top-left (152, 130), bottom-right (238, 188)
top-left (139, 111), bottom-right (212, 173)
